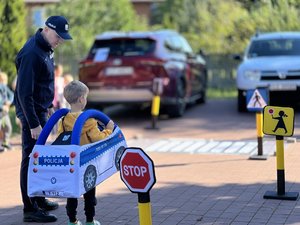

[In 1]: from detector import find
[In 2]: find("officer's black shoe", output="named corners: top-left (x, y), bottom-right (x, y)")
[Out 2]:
top-left (40, 199), bottom-right (59, 211)
top-left (23, 208), bottom-right (57, 222)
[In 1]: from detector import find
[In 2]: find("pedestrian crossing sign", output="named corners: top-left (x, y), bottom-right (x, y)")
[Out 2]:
top-left (263, 106), bottom-right (294, 137)
top-left (246, 89), bottom-right (268, 112)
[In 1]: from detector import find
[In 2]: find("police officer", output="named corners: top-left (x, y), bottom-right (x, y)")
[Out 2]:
top-left (14, 16), bottom-right (72, 223)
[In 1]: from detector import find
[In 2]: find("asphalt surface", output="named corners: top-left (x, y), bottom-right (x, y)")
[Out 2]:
top-left (2, 98), bottom-right (300, 225)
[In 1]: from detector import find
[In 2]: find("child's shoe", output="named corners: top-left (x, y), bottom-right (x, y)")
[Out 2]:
top-left (2, 141), bottom-right (12, 150)
top-left (68, 220), bottom-right (82, 225)
top-left (86, 220), bottom-right (101, 225)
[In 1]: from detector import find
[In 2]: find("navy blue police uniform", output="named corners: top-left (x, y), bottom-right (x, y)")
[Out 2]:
top-left (14, 28), bottom-right (55, 214)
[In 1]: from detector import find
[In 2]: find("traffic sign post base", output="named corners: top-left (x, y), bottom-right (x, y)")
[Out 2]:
top-left (263, 191), bottom-right (299, 200)
top-left (145, 116), bottom-right (160, 130)
top-left (249, 155), bottom-right (268, 160)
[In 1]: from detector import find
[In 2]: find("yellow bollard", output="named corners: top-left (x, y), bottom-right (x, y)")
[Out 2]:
top-left (151, 96), bottom-right (160, 116)
top-left (147, 95), bottom-right (160, 129)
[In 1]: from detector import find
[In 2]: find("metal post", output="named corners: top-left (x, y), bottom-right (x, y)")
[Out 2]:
top-left (145, 78), bottom-right (163, 130)
top-left (249, 111), bottom-right (267, 160)
top-left (263, 135), bottom-right (298, 200)
top-left (257, 111), bottom-right (263, 155)
top-left (138, 192), bottom-right (152, 225)
top-left (276, 136), bottom-right (285, 195)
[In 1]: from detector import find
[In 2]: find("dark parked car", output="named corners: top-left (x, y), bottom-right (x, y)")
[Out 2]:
top-left (79, 30), bottom-right (207, 117)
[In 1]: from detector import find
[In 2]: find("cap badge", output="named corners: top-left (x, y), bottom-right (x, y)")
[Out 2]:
top-left (48, 22), bottom-right (56, 29)
top-left (65, 24), bottom-right (69, 31)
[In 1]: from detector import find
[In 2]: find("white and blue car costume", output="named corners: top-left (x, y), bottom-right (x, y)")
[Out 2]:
top-left (28, 108), bottom-right (127, 198)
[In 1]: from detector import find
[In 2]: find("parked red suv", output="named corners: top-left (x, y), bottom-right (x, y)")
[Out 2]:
top-left (78, 30), bottom-right (207, 117)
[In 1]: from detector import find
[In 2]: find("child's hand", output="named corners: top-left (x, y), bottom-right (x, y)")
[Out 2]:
top-left (106, 120), bottom-right (114, 131)
top-left (2, 104), bottom-right (9, 113)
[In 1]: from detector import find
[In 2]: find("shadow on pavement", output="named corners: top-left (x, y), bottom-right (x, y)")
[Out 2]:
top-left (1, 181), bottom-right (300, 225)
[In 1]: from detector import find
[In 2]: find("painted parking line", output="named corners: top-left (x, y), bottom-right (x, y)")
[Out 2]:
top-left (127, 138), bottom-right (289, 156)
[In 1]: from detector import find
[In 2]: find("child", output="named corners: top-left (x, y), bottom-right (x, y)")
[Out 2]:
top-left (53, 64), bottom-right (65, 110)
top-left (0, 71), bottom-right (14, 151)
top-left (61, 73), bottom-right (74, 108)
top-left (57, 80), bottom-right (114, 225)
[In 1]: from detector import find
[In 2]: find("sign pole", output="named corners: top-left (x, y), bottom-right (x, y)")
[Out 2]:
top-left (120, 148), bottom-right (156, 225)
top-left (246, 88), bottom-right (268, 160)
top-left (276, 136), bottom-right (285, 195)
top-left (249, 111), bottom-right (267, 160)
top-left (138, 192), bottom-right (152, 225)
top-left (257, 111), bottom-right (263, 155)
top-left (263, 106), bottom-right (298, 200)
top-left (263, 135), bottom-right (298, 200)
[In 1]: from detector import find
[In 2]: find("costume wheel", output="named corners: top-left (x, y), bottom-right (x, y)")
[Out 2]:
top-left (83, 165), bottom-right (97, 192)
top-left (115, 146), bottom-right (126, 171)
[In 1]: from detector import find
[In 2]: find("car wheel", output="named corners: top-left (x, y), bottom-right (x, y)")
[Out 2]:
top-left (115, 146), bottom-right (125, 171)
top-left (237, 89), bottom-right (247, 112)
top-left (168, 79), bottom-right (186, 118)
top-left (196, 90), bottom-right (206, 104)
top-left (83, 165), bottom-right (97, 192)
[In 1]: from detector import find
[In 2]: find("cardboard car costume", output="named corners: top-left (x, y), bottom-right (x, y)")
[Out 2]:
top-left (28, 108), bottom-right (127, 198)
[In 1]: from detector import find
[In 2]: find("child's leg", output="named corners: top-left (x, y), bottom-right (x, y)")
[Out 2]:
top-left (66, 198), bottom-right (78, 222)
top-left (2, 114), bottom-right (12, 146)
top-left (83, 188), bottom-right (97, 222)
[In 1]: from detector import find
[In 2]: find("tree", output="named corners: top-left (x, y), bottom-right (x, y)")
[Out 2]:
top-left (0, 0), bottom-right (27, 83)
top-left (250, 0), bottom-right (300, 32)
top-left (46, 0), bottom-right (148, 71)
top-left (154, 0), bottom-right (251, 54)
top-left (153, 0), bottom-right (300, 54)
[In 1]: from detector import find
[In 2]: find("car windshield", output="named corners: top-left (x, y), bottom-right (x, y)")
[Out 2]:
top-left (88, 38), bottom-right (156, 59)
top-left (247, 38), bottom-right (300, 58)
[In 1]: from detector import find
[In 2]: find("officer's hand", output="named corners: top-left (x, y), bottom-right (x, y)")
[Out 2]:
top-left (48, 107), bottom-right (55, 117)
top-left (31, 125), bottom-right (42, 140)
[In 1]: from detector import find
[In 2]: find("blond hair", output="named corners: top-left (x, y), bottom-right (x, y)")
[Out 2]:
top-left (63, 80), bottom-right (89, 104)
top-left (0, 71), bottom-right (8, 85)
top-left (63, 73), bottom-right (74, 85)
top-left (54, 64), bottom-right (63, 77)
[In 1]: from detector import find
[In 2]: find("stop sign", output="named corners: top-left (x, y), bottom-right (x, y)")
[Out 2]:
top-left (120, 148), bottom-right (156, 193)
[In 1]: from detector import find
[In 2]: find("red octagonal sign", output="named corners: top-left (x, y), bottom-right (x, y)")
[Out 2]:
top-left (120, 147), bottom-right (156, 193)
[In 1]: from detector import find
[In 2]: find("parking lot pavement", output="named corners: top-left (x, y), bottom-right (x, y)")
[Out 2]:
top-left (2, 138), bottom-right (300, 225)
